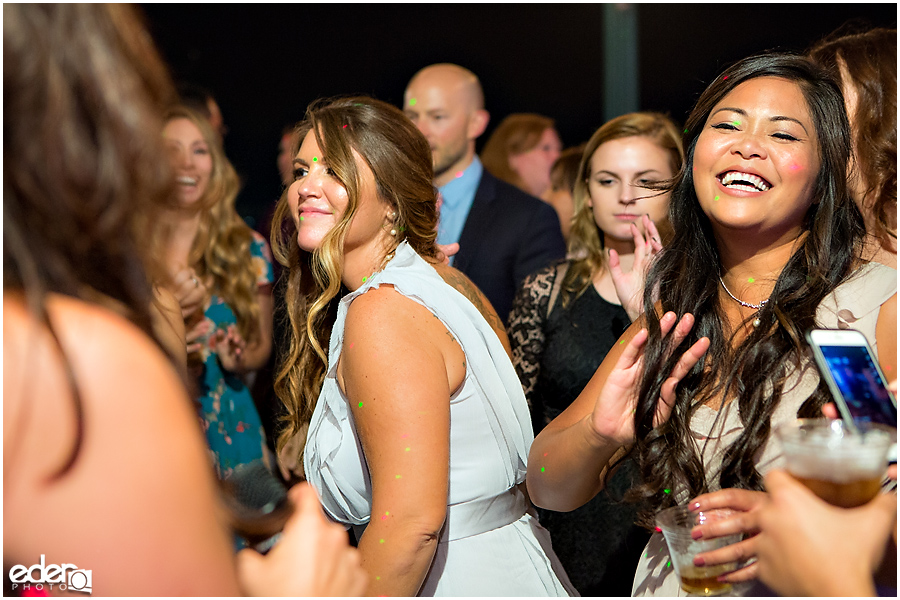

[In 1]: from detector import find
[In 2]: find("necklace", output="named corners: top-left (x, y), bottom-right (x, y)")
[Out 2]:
top-left (719, 276), bottom-right (767, 326)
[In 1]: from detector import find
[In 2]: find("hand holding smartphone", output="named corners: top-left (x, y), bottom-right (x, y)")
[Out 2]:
top-left (806, 328), bottom-right (897, 461)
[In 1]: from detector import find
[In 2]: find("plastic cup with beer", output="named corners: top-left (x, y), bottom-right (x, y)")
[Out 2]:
top-left (656, 505), bottom-right (743, 596)
top-left (775, 418), bottom-right (892, 508)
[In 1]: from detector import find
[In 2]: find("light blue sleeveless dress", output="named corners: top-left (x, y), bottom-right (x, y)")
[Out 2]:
top-left (304, 241), bottom-right (576, 596)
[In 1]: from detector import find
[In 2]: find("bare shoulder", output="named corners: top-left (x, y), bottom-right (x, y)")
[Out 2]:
top-left (429, 262), bottom-right (511, 354)
top-left (4, 293), bottom-right (237, 594)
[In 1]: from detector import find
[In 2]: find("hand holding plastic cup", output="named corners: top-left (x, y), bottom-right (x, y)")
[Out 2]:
top-left (656, 505), bottom-right (743, 596)
top-left (775, 419), bottom-right (892, 508)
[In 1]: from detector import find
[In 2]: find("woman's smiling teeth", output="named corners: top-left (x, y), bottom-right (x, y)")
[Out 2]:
top-left (718, 170), bottom-right (771, 192)
top-left (177, 176), bottom-right (197, 185)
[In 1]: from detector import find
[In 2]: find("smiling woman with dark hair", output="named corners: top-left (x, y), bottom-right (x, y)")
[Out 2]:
top-left (527, 53), bottom-right (896, 596)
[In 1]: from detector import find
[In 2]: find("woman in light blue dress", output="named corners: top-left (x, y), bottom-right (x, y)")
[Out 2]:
top-left (272, 97), bottom-right (575, 596)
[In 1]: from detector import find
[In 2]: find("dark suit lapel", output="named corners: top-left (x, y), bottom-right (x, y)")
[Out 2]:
top-left (454, 171), bottom-right (496, 272)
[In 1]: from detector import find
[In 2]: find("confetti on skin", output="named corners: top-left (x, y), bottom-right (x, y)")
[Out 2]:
top-left (313, 157), bottom-right (318, 162)
top-left (620, 340), bottom-right (625, 345)
top-left (405, 447), bottom-right (411, 452)
top-left (543, 452), bottom-right (548, 457)
top-left (401, 433), bottom-right (409, 438)
top-left (381, 511), bottom-right (391, 520)
top-left (732, 120), bottom-right (740, 126)
top-left (299, 216), bottom-right (305, 221)
top-left (714, 196), bottom-right (720, 202)
top-left (886, 365), bottom-right (893, 371)
top-left (349, 342), bottom-right (354, 350)
top-left (541, 467), bottom-right (546, 473)
top-left (409, 98), bottom-right (417, 106)
top-left (358, 401), bottom-right (363, 408)
top-left (379, 539), bottom-right (385, 544)
top-left (748, 278), bottom-right (755, 283)
top-left (363, 276), bottom-right (368, 283)
top-left (376, 577), bottom-right (381, 581)
top-left (395, 475), bottom-right (402, 479)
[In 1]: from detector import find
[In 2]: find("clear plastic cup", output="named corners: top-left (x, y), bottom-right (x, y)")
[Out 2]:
top-left (656, 505), bottom-right (742, 596)
top-left (775, 419), bottom-right (892, 508)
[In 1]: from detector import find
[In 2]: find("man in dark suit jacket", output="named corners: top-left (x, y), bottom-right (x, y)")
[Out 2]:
top-left (404, 64), bottom-right (565, 323)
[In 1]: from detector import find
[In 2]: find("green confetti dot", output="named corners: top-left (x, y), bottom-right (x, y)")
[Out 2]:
top-left (541, 466), bottom-right (546, 473)
top-left (619, 339), bottom-right (626, 345)
top-left (358, 401), bottom-right (363, 408)
top-left (732, 120), bottom-right (740, 126)
top-left (748, 277), bottom-right (755, 283)
top-left (376, 576), bottom-right (381, 581)
top-left (683, 128), bottom-right (689, 133)
top-left (313, 156), bottom-right (318, 162)
top-left (405, 447), bottom-right (410, 451)
top-left (714, 195), bottom-right (720, 202)
top-left (362, 276), bottom-right (367, 283)
top-left (395, 474), bottom-right (402, 479)
top-left (299, 216), bottom-right (304, 221)
top-left (667, 560), bottom-right (672, 569)
top-left (409, 98), bottom-right (417, 106)
top-left (385, 511), bottom-right (390, 516)
top-left (664, 488), bottom-right (671, 494)
top-left (379, 539), bottom-right (385, 544)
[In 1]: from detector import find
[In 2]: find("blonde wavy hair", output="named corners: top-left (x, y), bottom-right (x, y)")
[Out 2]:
top-left (271, 96), bottom-right (439, 467)
top-left (562, 112), bottom-right (684, 307)
top-left (163, 106), bottom-right (263, 345)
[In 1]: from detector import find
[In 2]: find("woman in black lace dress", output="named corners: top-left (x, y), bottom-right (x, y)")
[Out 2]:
top-left (508, 112), bottom-right (683, 595)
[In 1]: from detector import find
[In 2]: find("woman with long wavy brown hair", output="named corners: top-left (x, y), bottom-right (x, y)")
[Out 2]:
top-left (273, 96), bottom-right (575, 596)
top-left (160, 106), bottom-right (274, 479)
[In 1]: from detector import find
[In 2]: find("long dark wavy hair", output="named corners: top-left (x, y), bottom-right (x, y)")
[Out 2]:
top-left (4, 4), bottom-right (177, 477)
top-left (271, 96), bottom-right (439, 469)
top-left (624, 54), bottom-right (866, 528)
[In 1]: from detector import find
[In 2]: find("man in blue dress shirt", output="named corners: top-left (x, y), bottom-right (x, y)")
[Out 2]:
top-left (404, 64), bottom-right (566, 324)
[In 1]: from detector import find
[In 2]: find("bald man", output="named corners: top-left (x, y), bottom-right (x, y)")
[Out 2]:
top-left (404, 64), bottom-right (566, 324)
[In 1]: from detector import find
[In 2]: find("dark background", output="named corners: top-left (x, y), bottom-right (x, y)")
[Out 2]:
top-left (141, 3), bottom-right (897, 229)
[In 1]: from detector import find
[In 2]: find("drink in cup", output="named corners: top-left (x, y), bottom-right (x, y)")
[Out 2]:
top-left (775, 419), bottom-right (892, 508)
top-left (656, 505), bottom-right (742, 596)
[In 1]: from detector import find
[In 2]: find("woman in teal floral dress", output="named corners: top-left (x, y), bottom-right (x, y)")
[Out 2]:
top-left (161, 106), bottom-right (274, 479)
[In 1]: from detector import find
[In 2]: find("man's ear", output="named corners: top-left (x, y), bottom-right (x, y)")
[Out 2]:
top-left (467, 109), bottom-right (490, 141)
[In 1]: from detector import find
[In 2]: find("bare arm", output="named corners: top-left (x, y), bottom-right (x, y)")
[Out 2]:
top-left (338, 287), bottom-right (458, 596)
top-left (527, 311), bottom-right (709, 511)
top-left (875, 292), bottom-right (897, 377)
top-left (150, 285), bottom-right (188, 376)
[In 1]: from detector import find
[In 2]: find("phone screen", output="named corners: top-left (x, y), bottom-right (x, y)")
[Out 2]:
top-left (820, 345), bottom-right (897, 427)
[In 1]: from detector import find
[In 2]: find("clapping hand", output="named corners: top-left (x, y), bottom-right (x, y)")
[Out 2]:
top-left (170, 266), bottom-right (208, 319)
top-left (609, 214), bottom-right (663, 321)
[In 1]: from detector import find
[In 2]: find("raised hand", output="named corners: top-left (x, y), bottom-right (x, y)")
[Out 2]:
top-left (590, 312), bottom-right (709, 447)
top-left (608, 214), bottom-right (664, 321)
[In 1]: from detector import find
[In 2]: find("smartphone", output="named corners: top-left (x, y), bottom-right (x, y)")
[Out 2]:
top-left (806, 328), bottom-right (897, 461)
